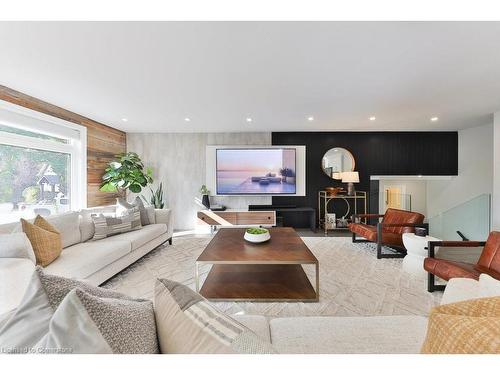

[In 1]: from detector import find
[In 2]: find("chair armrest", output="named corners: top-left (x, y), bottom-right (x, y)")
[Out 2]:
top-left (354, 213), bottom-right (385, 219)
top-left (378, 222), bottom-right (428, 228)
top-left (154, 209), bottom-right (173, 237)
top-left (427, 240), bottom-right (486, 258)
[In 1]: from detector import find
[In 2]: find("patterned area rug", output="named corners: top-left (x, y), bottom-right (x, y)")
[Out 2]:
top-left (102, 235), bottom-right (442, 317)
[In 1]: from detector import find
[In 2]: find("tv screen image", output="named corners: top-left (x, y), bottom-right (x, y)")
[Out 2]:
top-left (216, 148), bottom-right (296, 195)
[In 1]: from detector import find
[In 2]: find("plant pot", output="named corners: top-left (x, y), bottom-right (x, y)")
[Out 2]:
top-left (244, 229), bottom-right (271, 243)
top-left (202, 194), bottom-right (210, 209)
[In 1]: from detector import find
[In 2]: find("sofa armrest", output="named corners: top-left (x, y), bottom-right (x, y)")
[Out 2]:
top-left (155, 209), bottom-right (173, 237)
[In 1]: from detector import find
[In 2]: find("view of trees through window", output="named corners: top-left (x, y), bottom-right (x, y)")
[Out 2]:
top-left (0, 144), bottom-right (71, 224)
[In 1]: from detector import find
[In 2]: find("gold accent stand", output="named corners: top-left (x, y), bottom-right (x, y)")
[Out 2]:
top-left (318, 191), bottom-right (367, 236)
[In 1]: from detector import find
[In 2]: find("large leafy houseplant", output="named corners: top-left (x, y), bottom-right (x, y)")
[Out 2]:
top-left (100, 152), bottom-right (153, 194)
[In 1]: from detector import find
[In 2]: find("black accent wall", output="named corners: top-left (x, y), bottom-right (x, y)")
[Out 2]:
top-left (272, 132), bottom-right (458, 225)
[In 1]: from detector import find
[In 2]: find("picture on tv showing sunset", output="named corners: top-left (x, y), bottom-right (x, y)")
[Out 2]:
top-left (216, 148), bottom-right (296, 195)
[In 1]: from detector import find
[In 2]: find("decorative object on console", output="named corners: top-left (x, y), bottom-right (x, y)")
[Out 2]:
top-left (21, 215), bottom-right (62, 267)
top-left (342, 171), bottom-right (360, 196)
top-left (200, 184), bottom-right (210, 209)
top-left (321, 147), bottom-right (355, 179)
top-left (244, 227), bottom-right (271, 243)
top-left (324, 187), bottom-right (344, 196)
top-left (325, 213), bottom-right (336, 229)
top-left (142, 182), bottom-right (165, 209)
top-left (100, 152), bottom-right (153, 194)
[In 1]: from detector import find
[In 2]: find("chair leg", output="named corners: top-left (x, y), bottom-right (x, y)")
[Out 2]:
top-left (377, 241), bottom-right (382, 259)
top-left (352, 231), bottom-right (356, 243)
top-left (168, 238), bottom-right (172, 245)
top-left (428, 272), bottom-right (435, 293)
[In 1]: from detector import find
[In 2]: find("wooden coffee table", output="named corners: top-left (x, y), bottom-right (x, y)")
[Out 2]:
top-left (195, 227), bottom-right (319, 302)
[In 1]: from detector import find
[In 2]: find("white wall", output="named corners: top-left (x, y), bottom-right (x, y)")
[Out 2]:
top-left (426, 123), bottom-right (493, 219)
top-left (378, 179), bottom-right (427, 216)
top-left (493, 111), bottom-right (500, 230)
top-left (127, 132), bottom-right (272, 230)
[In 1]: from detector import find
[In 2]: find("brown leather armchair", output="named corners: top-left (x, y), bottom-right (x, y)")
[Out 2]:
top-left (350, 208), bottom-right (426, 259)
top-left (424, 231), bottom-right (500, 292)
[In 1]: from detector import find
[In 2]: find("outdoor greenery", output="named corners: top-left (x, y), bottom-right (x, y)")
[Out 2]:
top-left (100, 152), bottom-right (153, 194)
top-left (0, 144), bottom-right (69, 207)
top-left (142, 182), bottom-right (165, 209)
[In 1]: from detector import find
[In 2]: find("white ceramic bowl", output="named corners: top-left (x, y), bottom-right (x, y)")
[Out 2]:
top-left (244, 230), bottom-right (271, 243)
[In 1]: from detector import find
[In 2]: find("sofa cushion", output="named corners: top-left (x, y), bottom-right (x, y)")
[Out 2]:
top-left (79, 206), bottom-right (117, 242)
top-left (269, 315), bottom-right (428, 354)
top-left (154, 279), bottom-right (276, 354)
top-left (98, 223), bottom-right (167, 251)
top-left (0, 232), bottom-right (36, 263)
top-left (232, 314), bottom-right (271, 343)
top-left (92, 208), bottom-right (142, 241)
top-left (440, 277), bottom-right (480, 305)
top-left (45, 212), bottom-right (81, 248)
top-left (0, 258), bottom-right (36, 316)
top-left (0, 267), bottom-right (145, 353)
top-left (44, 240), bottom-right (131, 279)
top-left (36, 288), bottom-right (159, 354)
top-left (21, 216), bottom-right (62, 267)
top-left (421, 297), bottom-right (500, 354)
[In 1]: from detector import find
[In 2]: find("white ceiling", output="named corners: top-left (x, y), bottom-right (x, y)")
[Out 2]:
top-left (1, 21), bottom-right (500, 133)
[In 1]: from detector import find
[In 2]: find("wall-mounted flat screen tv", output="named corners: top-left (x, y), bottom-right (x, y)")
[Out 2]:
top-left (216, 148), bottom-right (296, 195)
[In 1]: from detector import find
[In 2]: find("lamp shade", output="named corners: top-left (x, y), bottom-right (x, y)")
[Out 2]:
top-left (332, 172), bottom-right (342, 180)
top-left (341, 171), bottom-right (359, 183)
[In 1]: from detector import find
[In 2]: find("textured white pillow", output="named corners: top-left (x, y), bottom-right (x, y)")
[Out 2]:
top-left (478, 274), bottom-right (500, 298)
top-left (46, 212), bottom-right (81, 248)
top-left (0, 232), bottom-right (36, 263)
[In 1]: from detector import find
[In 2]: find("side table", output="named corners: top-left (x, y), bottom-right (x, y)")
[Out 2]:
top-left (402, 233), bottom-right (441, 277)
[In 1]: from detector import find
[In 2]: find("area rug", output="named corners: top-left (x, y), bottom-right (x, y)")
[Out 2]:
top-left (102, 235), bottom-right (443, 317)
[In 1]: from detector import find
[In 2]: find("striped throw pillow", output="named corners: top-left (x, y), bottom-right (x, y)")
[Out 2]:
top-left (91, 208), bottom-right (142, 240)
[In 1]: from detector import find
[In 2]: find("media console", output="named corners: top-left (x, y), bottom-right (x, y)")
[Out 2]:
top-left (249, 205), bottom-right (316, 232)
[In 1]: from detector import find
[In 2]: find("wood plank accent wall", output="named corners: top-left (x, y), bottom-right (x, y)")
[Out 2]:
top-left (0, 85), bottom-right (126, 207)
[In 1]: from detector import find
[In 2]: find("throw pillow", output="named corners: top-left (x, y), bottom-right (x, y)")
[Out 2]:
top-left (91, 207), bottom-right (142, 240)
top-left (0, 232), bottom-right (36, 263)
top-left (116, 197), bottom-right (150, 226)
top-left (21, 215), bottom-right (62, 266)
top-left (35, 288), bottom-right (158, 354)
top-left (421, 296), bottom-right (500, 354)
top-left (479, 274), bottom-right (500, 298)
top-left (154, 278), bottom-right (277, 354)
top-left (0, 267), bottom-right (143, 352)
top-left (146, 206), bottom-right (156, 224)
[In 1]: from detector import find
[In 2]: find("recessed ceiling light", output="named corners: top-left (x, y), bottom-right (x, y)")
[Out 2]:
top-left (307, 116), bottom-right (314, 122)
top-left (430, 117), bottom-right (439, 122)
top-left (369, 116), bottom-right (376, 121)
top-left (121, 118), bottom-right (128, 122)
top-left (246, 117), bottom-right (253, 123)
top-left (184, 117), bottom-right (191, 122)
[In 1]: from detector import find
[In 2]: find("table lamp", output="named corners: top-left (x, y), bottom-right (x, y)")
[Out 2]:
top-left (342, 171), bottom-right (359, 196)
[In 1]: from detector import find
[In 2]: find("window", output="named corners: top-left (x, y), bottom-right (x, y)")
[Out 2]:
top-left (0, 101), bottom-right (86, 224)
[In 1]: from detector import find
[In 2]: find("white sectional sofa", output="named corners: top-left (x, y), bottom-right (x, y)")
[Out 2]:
top-left (0, 205), bottom-right (173, 315)
top-left (0, 213), bottom-right (490, 353)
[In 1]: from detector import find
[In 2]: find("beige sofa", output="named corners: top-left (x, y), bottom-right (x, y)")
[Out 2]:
top-left (0, 205), bottom-right (173, 314)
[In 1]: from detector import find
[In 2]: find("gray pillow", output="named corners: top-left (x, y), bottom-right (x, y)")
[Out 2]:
top-left (36, 288), bottom-right (158, 354)
top-left (0, 267), bottom-right (142, 352)
top-left (91, 208), bottom-right (141, 240)
top-left (116, 197), bottom-right (150, 226)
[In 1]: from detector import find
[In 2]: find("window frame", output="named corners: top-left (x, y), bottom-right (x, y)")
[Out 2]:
top-left (0, 100), bottom-right (87, 211)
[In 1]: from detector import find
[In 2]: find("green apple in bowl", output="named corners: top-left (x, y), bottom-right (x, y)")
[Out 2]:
top-left (244, 227), bottom-right (271, 243)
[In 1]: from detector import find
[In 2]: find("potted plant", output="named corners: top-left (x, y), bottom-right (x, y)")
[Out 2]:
top-left (142, 182), bottom-right (165, 209)
top-left (100, 152), bottom-right (153, 194)
top-left (200, 185), bottom-right (210, 209)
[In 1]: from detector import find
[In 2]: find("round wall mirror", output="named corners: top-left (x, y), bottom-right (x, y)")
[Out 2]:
top-left (321, 147), bottom-right (355, 179)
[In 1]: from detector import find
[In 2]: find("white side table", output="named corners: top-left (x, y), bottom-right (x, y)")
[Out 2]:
top-left (402, 233), bottom-right (441, 277)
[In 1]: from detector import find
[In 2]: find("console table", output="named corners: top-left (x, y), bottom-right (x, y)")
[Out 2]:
top-left (318, 191), bottom-right (367, 235)
top-left (197, 210), bottom-right (276, 231)
top-left (249, 206), bottom-right (316, 232)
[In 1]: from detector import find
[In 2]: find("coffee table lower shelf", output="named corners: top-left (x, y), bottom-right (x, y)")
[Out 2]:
top-left (197, 264), bottom-right (319, 302)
